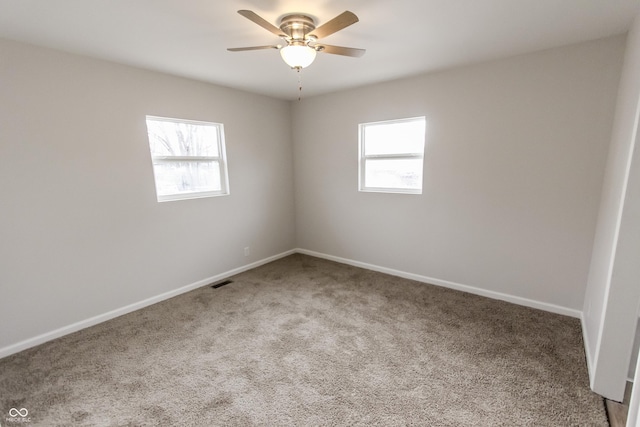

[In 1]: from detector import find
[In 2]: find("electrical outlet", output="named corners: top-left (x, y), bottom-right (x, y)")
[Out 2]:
top-left (244, 246), bottom-right (250, 257)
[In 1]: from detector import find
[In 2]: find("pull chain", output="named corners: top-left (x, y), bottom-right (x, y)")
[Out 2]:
top-left (296, 67), bottom-right (303, 101)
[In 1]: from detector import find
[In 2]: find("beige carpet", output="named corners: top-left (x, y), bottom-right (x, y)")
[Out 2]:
top-left (0, 254), bottom-right (607, 426)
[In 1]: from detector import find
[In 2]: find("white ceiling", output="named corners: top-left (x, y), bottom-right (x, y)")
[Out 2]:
top-left (0, 0), bottom-right (639, 100)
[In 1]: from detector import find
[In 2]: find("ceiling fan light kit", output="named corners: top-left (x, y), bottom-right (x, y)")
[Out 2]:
top-left (228, 9), bottom-right (365, 70)
top-left (280, 44), bottom-right (317, 69)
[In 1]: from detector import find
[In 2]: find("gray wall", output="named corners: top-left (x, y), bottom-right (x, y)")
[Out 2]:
top-left (0, 34), bottom-right (629, 371)
top-left (293, 36), bottom-right (624, 314)
top-left (0, 38), bottom-right (295, 353)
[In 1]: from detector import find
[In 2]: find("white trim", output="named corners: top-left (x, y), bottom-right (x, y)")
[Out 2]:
top-left (296, 248), bottom-right (581, 318)
top-left (581, 314), bottom-right (596, 389)
top-left (627, 354), bottom-right (640, 426)
top-left (591, 73), bottom-right (640, 381)
top-left (358, 187), bottom-right (423, 195)
top-left (146, 115), bottom-right (224, 127)
top-left (358, 116), bottom-right (426, 195)
top-left (157, 189), bottom-right (228, 202)
top-left (0, 250), bottom-right (295, 359)
top-left (145, 116), bottom-right (230, 203)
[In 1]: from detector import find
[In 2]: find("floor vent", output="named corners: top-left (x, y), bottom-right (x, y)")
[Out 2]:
top-left (211, 279), bottom-right (233, 289)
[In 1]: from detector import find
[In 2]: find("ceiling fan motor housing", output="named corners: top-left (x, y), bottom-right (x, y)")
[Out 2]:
top-left (279, 15), bottom-right (316, 40)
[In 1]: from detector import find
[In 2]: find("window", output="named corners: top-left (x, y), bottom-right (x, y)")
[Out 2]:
top-left (145, 116), bottom-right (230, 202)
top-left (358, 116), bottom-right (426, 194)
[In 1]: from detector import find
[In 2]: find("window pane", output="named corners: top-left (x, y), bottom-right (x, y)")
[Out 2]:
top-left (364, 118), bottom-right (425, 156)
top-left (146, 118), bottom-right (219, 157)
top-left (364, 158), bottom-right (423, 190)
top-left (152, 161), bottom-right (221, 196)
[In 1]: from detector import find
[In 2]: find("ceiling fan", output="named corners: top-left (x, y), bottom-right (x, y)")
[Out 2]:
top-left (227, 10), bottom-right (365, 69)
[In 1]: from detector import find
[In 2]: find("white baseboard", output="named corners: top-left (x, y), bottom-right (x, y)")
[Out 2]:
top-left (1, 247), bottom-right (583, 359)
top-left (0, 250), bottom-right (296, 359)
top-left (296, 248), bottom-right (582, 319)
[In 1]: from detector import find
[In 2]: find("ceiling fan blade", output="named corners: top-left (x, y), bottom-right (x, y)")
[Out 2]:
top-left (227, 45), bottom-right (282, 52)
top-left (308, 11), bottom-right (359, 39)
top-left (237, 10), bottom-right (286, 38)
top-left (315, 44), bottom-right (365, 57)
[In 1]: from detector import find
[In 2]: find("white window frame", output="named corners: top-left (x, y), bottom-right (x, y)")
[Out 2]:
top-left (358, 116), bottom-right (426, 194)
top-left (146, 115), bottom-right (230, 202)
